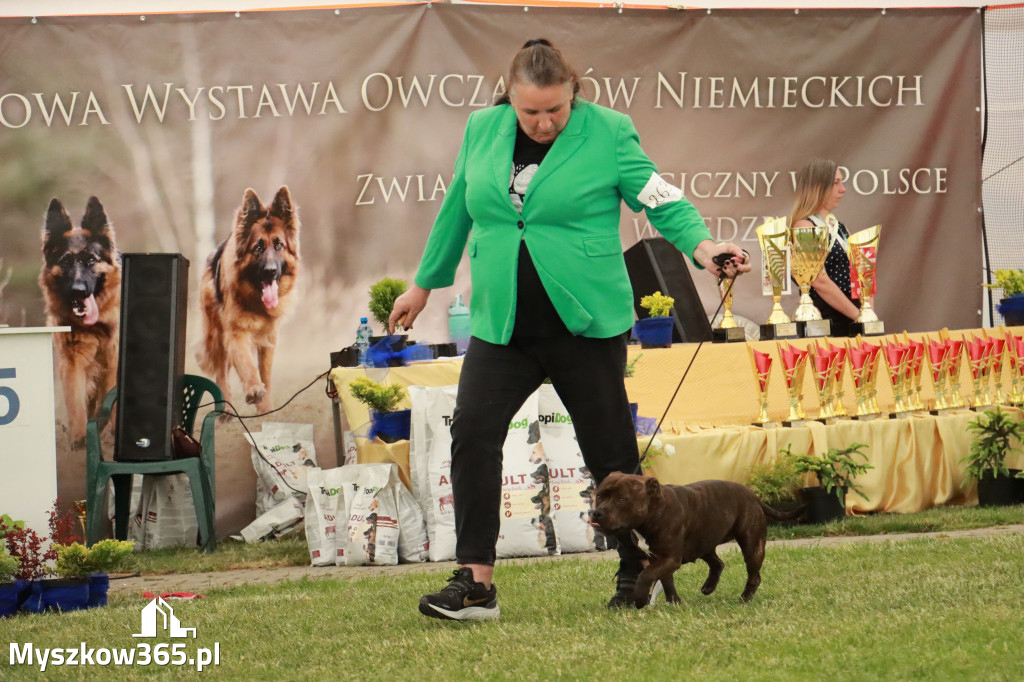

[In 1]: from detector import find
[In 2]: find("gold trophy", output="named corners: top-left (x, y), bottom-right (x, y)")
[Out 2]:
top-left (756, 218), bottom-right (798, 340)
top-left (1005, 329), bottom-right (1024, 405)
top-left (881, 340), bottom-right (912, 415)
top-left (713, 277), bottom-right (745, 343)
top-left (788, 215), bottom-right (832, 337)
top-left (777, 342), bottom-right (809, 424)
top-left (925, 336), bottom-right (951, 411)
top-left (966, 336), bottom-right (992, 409)
top-left (748, 345), bottom-right (775, 425)
top-left (941, 332), bottom-right (967, 409)
top-left (828, 342), bottom-right (849, 417)
top-left (848, 225), bottom-right (885, 336)
top-left (848, 337), bottom-right (882, 418)
top-left (902, 333), bottom-right (926, 411)
top-left (808, 342), bottom-right (837, 421)
top-left (984, 334), bottom-right (1005, 406)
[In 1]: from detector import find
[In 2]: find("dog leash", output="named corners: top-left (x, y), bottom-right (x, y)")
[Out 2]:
top-left (633, 268), bottom-right (739, 475)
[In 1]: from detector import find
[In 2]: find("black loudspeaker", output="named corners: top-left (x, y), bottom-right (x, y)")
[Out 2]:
top-left (624, 238), bottom-right (712, 344)
top-left (115, 253), bottom-right (189, 461)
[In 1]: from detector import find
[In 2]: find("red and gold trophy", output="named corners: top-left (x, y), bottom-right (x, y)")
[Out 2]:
top-left (925, 337), bottom-right (951, 411)
top-left (882, 340), bottom-right (912, 415)
top-left (1004, 329), bottom-right (1024, 405)
top-left (777, 343), bottom-right (809, 423)
top-left (828, 342), bottom-right (849, 417)
top-left (985, 333), bottom-right (1006, 406)
top-left (748, 345), bottom-right (774, 425)
top-left (808, 342), bottom-right (836, 420)
top-left (848, 338), bottom-right (882, 417)
top-left (941, 334), bottom-right (967, 409)
top-left (902, 334), bottom-right (926, 411)
top-left (849, 225), bottom-right (884, 336)
top-left (966, 336), bottom-right (990, 409)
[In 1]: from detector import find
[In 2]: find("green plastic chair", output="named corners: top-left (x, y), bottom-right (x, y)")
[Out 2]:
top-left (85, 374), bottom-right (225, 552)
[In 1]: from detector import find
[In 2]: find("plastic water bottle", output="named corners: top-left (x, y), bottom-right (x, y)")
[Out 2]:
top-left (355, 317), bottom-right (373, 366)
top-left (448, 294), bottom-right (471, 354)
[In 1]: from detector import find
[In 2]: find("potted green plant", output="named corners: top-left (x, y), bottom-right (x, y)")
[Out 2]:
top-left (786, 443), bottom-right (873, 524)
top-left (745, 451), bottom-right (804, 522)
top-left (0, 545), bottom-right (27, 618)
top-left (49, 540), bottom-right (135, 609)
top-left (367, 277), bottom-right (409, 364)
top-left (349, 376), bottom-right (410, 443)
top-left (963, 407), bottom-right (1024, 507)
top-left (634, 291), bottom-right (675, 349)
top-left (985, 269), bottom-right (1024, 326)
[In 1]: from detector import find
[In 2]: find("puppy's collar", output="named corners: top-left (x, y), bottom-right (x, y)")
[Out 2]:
top-left (632, 530), bottom-right (652, 558)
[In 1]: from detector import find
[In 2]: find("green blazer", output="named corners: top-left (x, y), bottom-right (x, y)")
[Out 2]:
top-left (415, 100), bottom-right (713, 345)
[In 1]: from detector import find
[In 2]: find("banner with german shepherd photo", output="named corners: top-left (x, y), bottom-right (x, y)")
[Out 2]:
top-left (0, 5), bottom-right (981, 534)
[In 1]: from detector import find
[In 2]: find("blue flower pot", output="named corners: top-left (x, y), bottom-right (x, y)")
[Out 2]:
top-left (634, 316), bottom-right (674, 349)
top-left (997, 295), bottom-right (1024, 327)
top-left (88, 573), bottom-right (110, 608)
top-left (370, 409), bottom-right (411, 443)
top-left (20, 578), bottom-right (91, 614)
top-left (0, 579), bottom-right (30, 618)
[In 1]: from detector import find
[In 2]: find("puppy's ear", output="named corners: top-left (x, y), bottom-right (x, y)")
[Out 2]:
top-left (645, 477), bottom-right (661, 497)
top-left (234, 189), bottom-right (263, 258)
top-left (81, 196), bottom-right (115, 252)
top-left (271, 186), bottom-right (300, 247)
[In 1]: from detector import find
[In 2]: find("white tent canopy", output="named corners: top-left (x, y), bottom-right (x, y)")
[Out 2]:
top-left (0, 0), bottom-right (992, 19)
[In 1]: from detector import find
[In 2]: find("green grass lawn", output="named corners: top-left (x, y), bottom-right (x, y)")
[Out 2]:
top-left (4, 533), bottom-right (1024, 681)
top-left (124, 504), bottom-right (1024, 576)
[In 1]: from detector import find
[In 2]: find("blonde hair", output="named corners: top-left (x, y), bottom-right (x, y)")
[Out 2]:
top-left (789, 158), bottom-right (837, 227)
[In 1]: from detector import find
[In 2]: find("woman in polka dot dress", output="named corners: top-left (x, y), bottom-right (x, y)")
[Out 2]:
top-left (789, 158), bottom-right (862, 337)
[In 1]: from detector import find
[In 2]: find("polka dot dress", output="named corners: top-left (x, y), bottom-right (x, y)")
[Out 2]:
top-left (809, 218), bottom-right (859, 336)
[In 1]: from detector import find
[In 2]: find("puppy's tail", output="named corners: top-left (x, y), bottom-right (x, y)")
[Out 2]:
top-left (758, 499), bottom-right (806, 522)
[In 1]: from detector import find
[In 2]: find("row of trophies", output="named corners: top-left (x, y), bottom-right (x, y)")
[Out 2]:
top-left (747, 327), bottom-right (1024, 424)
top-left (715, 215), bottom-right (883, 341)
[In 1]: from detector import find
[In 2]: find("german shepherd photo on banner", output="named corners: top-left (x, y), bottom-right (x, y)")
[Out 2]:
top-left (197, 186), bottom-right (300, 414)
top-left (39, 196), bottom-right (122, 447)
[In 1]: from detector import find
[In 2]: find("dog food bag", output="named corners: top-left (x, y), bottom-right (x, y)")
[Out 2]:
top-left (394, 473), bottom-right (429, 563)
top-left (137, 473), bottom-right (200, 550)
top-left (241, 495), bottom-right (304, 543)
top-left (537, 384), bottom-right (598, 554)
top-left (409, 385), bottom-right (459, 562)
top-left (303, 467), bottom-right (348, 566)
top-left (495, 392), bottom-right (556, 559)
top-left (344, 463), bottom-right (400, 566)
top-left (247, 422), bottom-right (319, 513)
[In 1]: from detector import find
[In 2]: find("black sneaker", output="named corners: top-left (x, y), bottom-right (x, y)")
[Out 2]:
top-left (419, 567), bottom-right (500, 621)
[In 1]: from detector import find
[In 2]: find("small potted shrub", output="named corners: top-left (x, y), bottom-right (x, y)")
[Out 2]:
top-left (985, 269), bottom-right (1024, 326)
top-left (634, 291), bottom-right (675, 349)
top-left (50, 540), bottom-right (135, 609)
top-left (0, 543), bottom-right (28, 618)
top-left (349, 376), bottom-right (410, 443)
top-left (746, 451), bottom-right (804, 522)
top-left (963, 407), bottom-right (1024, 507)
top-left (367, 277), bottom-right (409, 364)
top-left (786, 443), bottom-right (873, 524)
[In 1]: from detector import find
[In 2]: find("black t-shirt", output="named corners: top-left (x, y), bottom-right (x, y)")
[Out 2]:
top-left (510, 126), bottom-right (569, 337)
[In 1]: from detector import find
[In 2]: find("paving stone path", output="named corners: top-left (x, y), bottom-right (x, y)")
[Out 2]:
top-left (109, 523), bottom-right (1024, 598)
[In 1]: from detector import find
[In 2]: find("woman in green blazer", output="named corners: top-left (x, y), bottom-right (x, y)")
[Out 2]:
top-left (391, 39), bottom-right (750, 621)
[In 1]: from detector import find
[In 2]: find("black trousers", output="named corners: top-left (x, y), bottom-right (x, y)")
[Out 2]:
top-left (450, 331), bottom-right (646, 568)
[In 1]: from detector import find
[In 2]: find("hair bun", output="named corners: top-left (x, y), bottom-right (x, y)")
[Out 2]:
top-left (522, 38), bottom-right (553, 49)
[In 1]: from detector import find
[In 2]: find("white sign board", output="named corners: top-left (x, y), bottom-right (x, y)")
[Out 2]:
top-left (0, 327), bottom-right (67, 538)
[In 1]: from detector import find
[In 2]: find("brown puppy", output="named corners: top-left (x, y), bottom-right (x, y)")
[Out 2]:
top-left (590, 472), bottom-right (803, 608)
